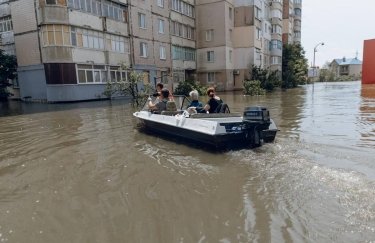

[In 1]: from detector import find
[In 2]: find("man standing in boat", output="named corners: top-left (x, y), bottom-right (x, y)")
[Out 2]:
top-left (203, 87), bottom-right (223, 113)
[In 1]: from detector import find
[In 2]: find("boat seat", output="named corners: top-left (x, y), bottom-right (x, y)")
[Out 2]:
top-left (166, 101), bottom-right (177, 111)
top-left (161, 110), bottom-right (183, 116)
top-left (190, 113), bottom-right (242, 119)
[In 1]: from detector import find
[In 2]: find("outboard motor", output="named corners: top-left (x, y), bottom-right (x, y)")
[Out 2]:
top-left (243, 106), bottom-right (271, 124)
top-left (243, 106), bottom-right (271, 147)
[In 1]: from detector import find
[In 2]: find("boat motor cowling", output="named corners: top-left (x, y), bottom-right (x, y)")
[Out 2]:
top-left (243, 106), bottom-right (271, 124)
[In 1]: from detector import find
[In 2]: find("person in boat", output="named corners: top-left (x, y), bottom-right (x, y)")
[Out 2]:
top-left (152, 82), bottom-right (164, 103)
top-left (187, 90), bottom-right (204, 113)
top-left (203, 87), bottom-right (223, 113)
top-left (148, 88), bottom-right (170, 113)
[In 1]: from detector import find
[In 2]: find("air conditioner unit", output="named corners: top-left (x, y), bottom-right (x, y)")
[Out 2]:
top-left (233, 69), bottom-right (240, 75)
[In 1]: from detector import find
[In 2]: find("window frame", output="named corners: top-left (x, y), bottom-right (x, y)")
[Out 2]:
top-left (160, 45), bottom-right (166, 60)
top-left (207, 51), bottom-right (214, 62)
top-left (138, 12), bottom-right (147, 29)
top-left (140, 42), bottom-right (148, 57)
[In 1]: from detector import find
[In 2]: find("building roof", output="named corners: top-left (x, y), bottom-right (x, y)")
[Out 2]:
top-left (333, 57), bottom-right (362, 65)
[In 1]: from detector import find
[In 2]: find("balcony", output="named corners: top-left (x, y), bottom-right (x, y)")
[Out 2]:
top-left (0, 3), bottom-right (10, 17)
top-left (39, 5), bottom-right (69, 24)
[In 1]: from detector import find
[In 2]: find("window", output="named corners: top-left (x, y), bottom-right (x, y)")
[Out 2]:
top-left (110, 35), bottom-right (126, 53)
top-left (271, 56), bottom-right (281, 64)
top-left (41, 25), bottom-right (128, 53)
top-left (46, 0), bottom-right (57, 5)
top-left (157, 0), bottom-right (164, 7)
top-left (160, 46), bottom-right (166, 60)
top-left (170, 21), bottom-right (194, 40)
top-left (138, 13), bottom-right (146, 28)
top-left (206, 29), bottom-right (213, 41)
top-left (255, 7), bottom-right (261, 20)
top-left (109, 66), bottom-right (127, 82)
top-left (294, 8), bottom-right (301, 16)
top-left (160, 71), bottom-right (168, 83)
top-left (270, 40), bottom-right (282, 49)
top-left (294, 20), bottom-right (301, 27)
top-left (0, 16), bottom-right (13, 33)
top-left (271, 9), bottom-right (282, 19)
top-left (229, 7), bottom-right (233, 20)
top-left (77, 64), bottom-right (108, 84)
top-left (67, 0), bottom-right (125, 22)
top-left (172, 45), bottom-right (195, 61)
top-left (173, 69), bottom-right (185, 83)
top-left (207, 72), bottom-right (215, 83)
top-left (229, 50), bottom-right (232, 63)
top-left (207, 51), bottom-right (214, 62)
top-left (271, 24), bottom-right (282, 35)
top-left (172, 0), bottom-right (194, 17)
top-left (158, 19), bottom-right (164, 33)
top-left (256, 27), bottom-right (261, 40)
top-left (140, 42), bottom-right (148, 57)
top-left (255, 48), bottom-right (261, 60)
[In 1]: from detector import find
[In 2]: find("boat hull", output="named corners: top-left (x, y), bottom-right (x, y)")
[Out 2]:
top-left (134, 111), bottom-right (277, 150)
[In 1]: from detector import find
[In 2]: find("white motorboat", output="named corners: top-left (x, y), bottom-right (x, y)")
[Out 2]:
top-left (133, 95), bottom-right (278, 150)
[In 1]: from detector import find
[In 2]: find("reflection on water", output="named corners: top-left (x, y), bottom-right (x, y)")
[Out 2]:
top-left (360, 84), bottom-right (375, 147)
top-left (0, 82), bottom-right (374, 242)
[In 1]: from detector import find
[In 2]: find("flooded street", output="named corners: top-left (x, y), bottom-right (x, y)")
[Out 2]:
top-left (0, 81), bottom-right (374, 242)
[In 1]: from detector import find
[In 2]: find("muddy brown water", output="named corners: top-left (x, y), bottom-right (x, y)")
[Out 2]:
top-left (0, 81), bottom-right (374, 242)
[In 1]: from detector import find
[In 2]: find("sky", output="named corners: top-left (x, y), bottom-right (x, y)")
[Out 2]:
top-left (301, 0), bottom-right (375, 68)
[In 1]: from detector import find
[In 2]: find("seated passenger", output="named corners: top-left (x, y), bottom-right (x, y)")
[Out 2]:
top-left (148, 88), bottom-right (170, 113)
top-left (187, 90), bottom-right (204, 113)
top-left (203, 87), bottom-right (223, 113)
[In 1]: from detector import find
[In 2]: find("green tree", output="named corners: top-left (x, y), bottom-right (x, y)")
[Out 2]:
top-left (243, 80), bottom-right (266, 96)
top-left (250, 65), bottom-right (280, 91)
top-left (282, 43), bottom-right (308, 89)
top-left (103, 66), bottom-right (151, 106)
top-left (0, 50), bottom-right (17, 101)
top-left (174, 79), bottom-right (206, 96)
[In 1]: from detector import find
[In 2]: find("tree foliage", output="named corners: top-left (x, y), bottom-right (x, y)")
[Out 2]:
top-left (249, 65), bottom-right (280, 91)
top-left (243, 80), bottom-right (266, 96)
top-left (282, 43), bottom-right (308, 89)
top-left (103, 66), bottom-right (152, 106)
top-left (0, 50), bottom-right (17, 101)
top-left (174, 79), bottom-right (207, 96)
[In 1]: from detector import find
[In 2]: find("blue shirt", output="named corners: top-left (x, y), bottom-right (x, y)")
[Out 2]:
top-left (188, 100), bottom-right (203, 108)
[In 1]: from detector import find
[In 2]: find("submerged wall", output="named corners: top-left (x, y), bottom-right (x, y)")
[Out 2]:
top-left (362, 39), bottom-right (375, 84)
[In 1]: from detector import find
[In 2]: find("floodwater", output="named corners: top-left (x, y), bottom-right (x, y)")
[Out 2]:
top-left (0, 81), bottom-right (374, 242)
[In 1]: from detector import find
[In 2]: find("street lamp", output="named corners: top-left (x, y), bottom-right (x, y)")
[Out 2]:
top-left (313, 42), bottom-right (325, 78)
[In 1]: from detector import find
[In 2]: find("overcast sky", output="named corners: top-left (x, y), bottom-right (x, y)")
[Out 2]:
top-left (301, 0), bottom-right (375, 68)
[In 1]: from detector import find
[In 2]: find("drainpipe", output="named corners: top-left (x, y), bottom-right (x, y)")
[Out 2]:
top-left (127, 0), bottom-right (135, 71)
top-left (33, 0), bottom-right (43, 64)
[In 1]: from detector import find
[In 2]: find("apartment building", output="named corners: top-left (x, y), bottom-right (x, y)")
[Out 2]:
top-left (196, 0), bottom-right (283, 91)
top-left (196, 0), bottom-right (234, 91)
top-left (2, 0), bottom-right (302, 101)
top-left (170, 0), bottom-right (196, 90)
top-left (129, 0), bottom-right (172, 89)
top-left (4, 0), bottom-right (130, 102)
top-left (0, 0), bottom-right (18, 97)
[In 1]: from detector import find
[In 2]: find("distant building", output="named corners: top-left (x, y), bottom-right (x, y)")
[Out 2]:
top-left (362, 39), bottom-right (375, 84)
top-left (329, 57), bottom-right (362, 78)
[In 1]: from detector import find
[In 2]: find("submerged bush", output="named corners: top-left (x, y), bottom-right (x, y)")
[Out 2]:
top-left (243, 80), bottom-right (266, 96)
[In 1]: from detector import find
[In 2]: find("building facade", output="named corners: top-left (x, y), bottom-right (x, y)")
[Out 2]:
top-left (1, 0), bottom-right (302, 101)
top-left (195, 0), bottom-right (299, 91)
top-left (329, 57), bottom-right (362, 78)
